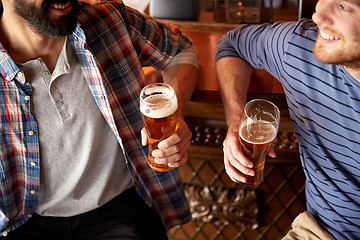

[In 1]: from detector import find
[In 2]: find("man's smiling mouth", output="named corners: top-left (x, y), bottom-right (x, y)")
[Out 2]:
top-left (319, 29), bottom-right (339, 40)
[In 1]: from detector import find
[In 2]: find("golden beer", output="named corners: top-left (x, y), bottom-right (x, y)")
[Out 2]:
top-left (239, 121), bottom-right (277, 185)
top-left (140, 83), bottom-right (178, 172)
top-left (239, 99), bottom-right (280, 186)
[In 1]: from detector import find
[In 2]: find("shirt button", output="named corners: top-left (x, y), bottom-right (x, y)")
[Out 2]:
top-left (24, 95), bottom-right (31, 101)
top-left (2, 231), bottom-right (7, 237)
top-left (30, 190), bottom-right (36, 195)
top-left (28, 131), bottom-right (35, 136)
top-left (27, 214), bottom-right (33, 218)
top-left (30, 162), bottom-right (37, 166)
top-left (56, 101), bottom-right (63, 107)
top-left (42, 71), bottom-right (50, 77)
top-left (18, 72), bottom-right (24, 77)
top-left (36, 59), bottom-right (42, 65)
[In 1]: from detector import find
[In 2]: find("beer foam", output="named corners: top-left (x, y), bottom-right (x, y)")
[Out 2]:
top-left (144, 85), bottom-right (167, 95)
top-left (140, 96), bottom-right (178, 119)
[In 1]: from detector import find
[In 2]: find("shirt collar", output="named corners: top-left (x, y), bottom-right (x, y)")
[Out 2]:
top-left (51, 38), bottom-right (71, 80)
top-left (70, 23), bottom-right (87, 46)
top-left (0, 42), bottom-right (21, 83)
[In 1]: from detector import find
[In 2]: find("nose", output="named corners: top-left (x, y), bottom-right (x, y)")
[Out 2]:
top-left (312, 0), bottom-right (334, 25)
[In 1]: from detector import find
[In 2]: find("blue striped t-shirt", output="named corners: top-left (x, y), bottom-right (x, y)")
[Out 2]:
top-left (216, 19), bottom-right (360, 239)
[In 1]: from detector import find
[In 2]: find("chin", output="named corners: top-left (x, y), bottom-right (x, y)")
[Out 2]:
top-left (313, 51), bottom-right (333, 64)
top-left (314, 43), bottom-right (340, 64)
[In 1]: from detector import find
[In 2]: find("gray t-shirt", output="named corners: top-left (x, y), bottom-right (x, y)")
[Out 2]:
top-left (20, 39), bottom-right (133, 217)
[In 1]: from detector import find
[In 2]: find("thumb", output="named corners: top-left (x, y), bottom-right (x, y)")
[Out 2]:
top-left (267, 143), bottom-right (277, 158)
top-left (141, 128), bottom-right (148, 146)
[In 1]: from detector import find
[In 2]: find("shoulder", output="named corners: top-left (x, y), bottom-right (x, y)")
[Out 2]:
top-left (78, 0), bottom-right (126, 10)
top-left (78, 0), bottom-right (125, 7)
top-left (292, 19), bottom-right (318, 40)
top-left (77, 0), bottom-right (137, 36)
top-left (226, 19), bottom-right (317, 43)
top-left (265, 19), bottom-right (318, 56)
top-left (264, 19), bottom-right (318, 44)
top-left (77, 0), bottom-right (128, 23)
top-left (77, 0), bottom-right (150, 32)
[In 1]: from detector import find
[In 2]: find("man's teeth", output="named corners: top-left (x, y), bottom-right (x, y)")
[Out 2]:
top-left (52, 2), bottom-right (70, 9)
top-left (320, 30), bottom-right (339, 40)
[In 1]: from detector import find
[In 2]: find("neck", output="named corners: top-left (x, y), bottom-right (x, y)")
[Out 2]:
top-left (344, 65), bottom-right (360, 83)
top-left (0, 4), bottom-right (65, 72)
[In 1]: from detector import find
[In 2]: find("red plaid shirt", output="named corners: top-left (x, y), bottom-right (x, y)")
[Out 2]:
top-left (0, 0), bottom-right (193, 234)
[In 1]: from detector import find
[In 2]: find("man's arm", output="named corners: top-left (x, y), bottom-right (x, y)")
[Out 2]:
top-left (141, 46), bottom-right (199, 168)
top-left (162, 64), bottom-right (198, 117)
top-left (216, 56), bottom-right (256, 183)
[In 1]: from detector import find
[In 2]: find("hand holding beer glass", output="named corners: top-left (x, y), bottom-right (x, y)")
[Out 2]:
top-left (140, 83), bottom-right (178, 172)
top-left (239, 99), bottom-right (280, 186)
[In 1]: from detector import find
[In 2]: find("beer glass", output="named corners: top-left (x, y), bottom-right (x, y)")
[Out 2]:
top-left (140, 83), bottom-right (178, 172)
top-left (239, 99), bottom-right (280, 186)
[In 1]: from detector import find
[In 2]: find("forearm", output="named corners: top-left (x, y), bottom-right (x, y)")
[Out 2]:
top-left (216, 57), bottom-right (252, 130)
top-left (162, 63), bottom-right (198, 118)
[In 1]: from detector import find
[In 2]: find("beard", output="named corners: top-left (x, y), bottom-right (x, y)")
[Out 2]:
top-left (14, 0), bottom-right (79, 38)
top-left (313, 35), bottom-right (360, 67)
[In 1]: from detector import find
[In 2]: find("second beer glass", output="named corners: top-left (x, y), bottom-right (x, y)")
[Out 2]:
top-left (239, 99), bottom-right (280, 186)
top-left (140, 83), bottom-right (178, 172)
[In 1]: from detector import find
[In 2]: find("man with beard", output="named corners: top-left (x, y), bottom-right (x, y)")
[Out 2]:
top-left (216, 0), bottom-right (360, 239)
top-left (0, 0), bottom-right (198, 239)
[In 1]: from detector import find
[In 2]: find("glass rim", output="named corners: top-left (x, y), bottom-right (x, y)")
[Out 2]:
top-left (140, 83), bottom-right (176, 107)
top-left (244, 98), bottom-right (280, 124)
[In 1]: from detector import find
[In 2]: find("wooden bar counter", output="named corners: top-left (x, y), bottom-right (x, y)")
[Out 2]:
top-left (150, 20), bottom-right (306, 240)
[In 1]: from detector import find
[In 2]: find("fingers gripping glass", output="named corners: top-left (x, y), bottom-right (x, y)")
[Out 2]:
top-left (140, 83), bottom-right (178, 172)
top-left (239, 99), bottom-right (280, 186)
